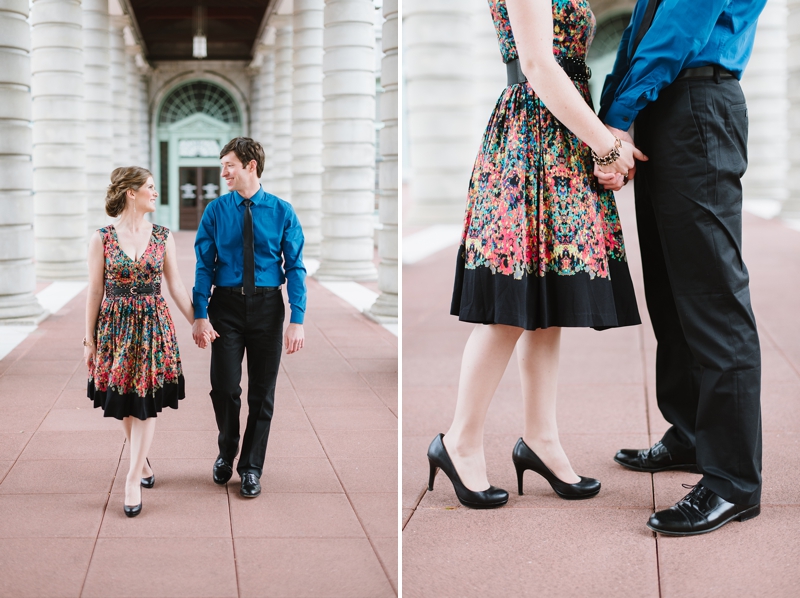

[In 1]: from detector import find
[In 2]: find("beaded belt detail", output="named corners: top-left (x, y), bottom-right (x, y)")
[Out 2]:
top-left (106, 283), bottom-right (161, 297)
top-left (506, 55), bottom-right (592, 86)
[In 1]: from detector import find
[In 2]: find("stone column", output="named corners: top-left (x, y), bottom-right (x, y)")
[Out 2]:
top-left (470, 0), bottom-right (505, 142)
top-left (272, 18), bottom-right (293, 201)
top-left (0, 0), bottom-right (44, 320)
top-left (31, 0), bottom-right (87, 279)
top-left (740, 0), bottom-right (788, 206)
top-left (126, 48), bottom-right (141, 166)
top-left (404, 0), bottom-right (473, 225)
top-left (82, 0), bottom-right (112, 231)
top-left (109, 15), bottom-right (129, 167)
top-left (250, 64), bottom-right (262, 141)
top-left (368, 0), bottom-right (398, 319)
top-left (258, 48), bottom-right (276, 189)
top-left (138, 71), bottom-right (150, 168)
top-left (291, 0), bottom-right (324, 258)
top-left (782, 0), bottom-right (800, 221)
top-left (316, 0), bottom-right (378, 280)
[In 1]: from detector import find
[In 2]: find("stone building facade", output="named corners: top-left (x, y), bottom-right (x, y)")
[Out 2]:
top-left (404, 0), bottom-right (800, 230)
top-left (0, 0), bottom-right (398, 324)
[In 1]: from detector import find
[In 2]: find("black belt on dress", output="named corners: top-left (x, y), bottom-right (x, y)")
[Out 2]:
top-left (506, 55), bottom-right (591, 87)
top-left (215, 285), bottom-right (281, 296)
top-left (106, 283), bottom-right (161, 297)
top-left (676, 65), bottom-right (735, 81)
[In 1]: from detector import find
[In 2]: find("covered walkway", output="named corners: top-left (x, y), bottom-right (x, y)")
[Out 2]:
top-left (0, 231), bottom-right (398, 597)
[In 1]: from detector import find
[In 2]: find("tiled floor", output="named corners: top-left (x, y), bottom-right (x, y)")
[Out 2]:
top-left (0, 231), bottom-right (398, 598)
top-left (402, 186), bottom-right (800, 597)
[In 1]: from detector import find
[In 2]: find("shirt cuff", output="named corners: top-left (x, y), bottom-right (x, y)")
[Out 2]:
top-left (602, 102), bottom-right (638, 131)
top-left (289, 308), bottom-right (304, 325)
top-left (192, 290), bottom-right (209, 319)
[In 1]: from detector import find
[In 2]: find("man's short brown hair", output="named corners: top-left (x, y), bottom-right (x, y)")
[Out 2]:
top-left (220, 137), bottom-right (265, 178)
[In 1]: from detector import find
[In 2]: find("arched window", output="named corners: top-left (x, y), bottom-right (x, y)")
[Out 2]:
top-left (159, 81), bottom-right (240, 125)
top-left (588, 13), bottom-right (634, 61)
top-left (587, 12), bottom-right (634, 108)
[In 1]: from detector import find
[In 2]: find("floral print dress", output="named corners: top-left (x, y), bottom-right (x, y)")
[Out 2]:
top-left (88, 224), bottom-right (185, 419)
top-left (451, 0), bottom-right (640, 330)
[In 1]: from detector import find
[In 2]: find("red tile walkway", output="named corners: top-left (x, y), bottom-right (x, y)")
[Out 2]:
top-left (402, 187), bottom-right (800, 597)
top-left (0, 231), bottom-right (397, 598)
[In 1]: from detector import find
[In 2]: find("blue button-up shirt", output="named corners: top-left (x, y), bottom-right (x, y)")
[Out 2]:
top-left (193, 187), bottom-right (307, 324)
top-left (599, 0), bottom-right (767, 130)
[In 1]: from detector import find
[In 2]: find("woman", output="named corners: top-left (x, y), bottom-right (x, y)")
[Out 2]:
top-left (84, 167), bottom-right (197, 517)
top-left (428, 0), bottom-right (644, 508)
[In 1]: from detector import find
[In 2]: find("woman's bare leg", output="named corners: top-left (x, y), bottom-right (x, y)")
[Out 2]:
top-left (121, 417), bottom-right (152, 478)
top-left (443, 324), bottom-right (523, 491)
top-left (125, 417), bottom-right (156, 507)
top-left (517, 327), bottom-right (580, 483)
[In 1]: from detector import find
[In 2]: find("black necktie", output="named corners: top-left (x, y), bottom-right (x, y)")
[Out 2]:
top-left (243, 199), bottom-right (255, 295)
top-left (631, 0), bottom-right (661, 57)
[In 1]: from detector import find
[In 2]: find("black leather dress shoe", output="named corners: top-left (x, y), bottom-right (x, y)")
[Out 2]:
top-left (614, 441), bottom-right (698, 473)
top-left (647, 483), bottom-right (760, 536)
top-left (240, 472), bottom-right (261, 498)
top-left (213, 457), bottom-right (233, 485)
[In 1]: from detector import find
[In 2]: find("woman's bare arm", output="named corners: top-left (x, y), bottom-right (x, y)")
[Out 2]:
top-left (84, 232), bottom-right (105, 368)
top-left (162, 231), bottom-right (196, 325)
top-left (505, 0), bottom-right (645, 172)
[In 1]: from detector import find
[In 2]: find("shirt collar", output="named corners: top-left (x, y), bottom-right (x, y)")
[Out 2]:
top-left (233, 186), bottom-right (274, 208)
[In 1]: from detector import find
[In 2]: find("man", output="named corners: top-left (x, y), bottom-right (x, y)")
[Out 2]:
top-left (192, 137), bottom-right (306, 498)
top-left (598, 0), bottom-right (767, 536)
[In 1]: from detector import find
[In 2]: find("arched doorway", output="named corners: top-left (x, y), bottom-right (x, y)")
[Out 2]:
top-left (154, 80), bottom-right (243, 230)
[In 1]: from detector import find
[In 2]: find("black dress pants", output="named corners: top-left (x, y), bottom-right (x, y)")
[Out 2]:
top-left (633, 75), bottom-right (762, 506)
top-left (208, 288), bottom-right (284, 478)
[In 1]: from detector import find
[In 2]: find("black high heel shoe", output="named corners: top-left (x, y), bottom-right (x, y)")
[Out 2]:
top-left (124, 486), bottom-right (142, 518)
top-left (512, 438), bottom-right (600, 500)
top-left (141, 457), bottom-right (154, 489)
top-left (427, 433), bottom-right (508, 509)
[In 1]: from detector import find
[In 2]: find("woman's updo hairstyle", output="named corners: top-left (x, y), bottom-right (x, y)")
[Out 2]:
top-left (105, 166), bottom-right (152, 217)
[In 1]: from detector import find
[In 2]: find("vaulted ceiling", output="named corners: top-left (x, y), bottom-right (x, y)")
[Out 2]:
top-left (128, 1), bottom-right (273, 61)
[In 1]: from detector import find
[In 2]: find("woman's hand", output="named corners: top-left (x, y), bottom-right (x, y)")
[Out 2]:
top-left (597, 139), bottom-right (647, 175)
top-left (594, 164), bottom-right (626, 192)
top-left (84, 343), bottom-right (96, 370)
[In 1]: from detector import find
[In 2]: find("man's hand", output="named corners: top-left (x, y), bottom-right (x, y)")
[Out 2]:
top-left (606, 125), bottom-right (633, 147)
top-left (192, 318), bottom-right (219, 349)
top-left (284, 323), bottom-right (304, 354)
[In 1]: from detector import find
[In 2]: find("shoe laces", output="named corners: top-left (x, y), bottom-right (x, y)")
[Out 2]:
top-left (680, 483), bottom-right (708, 507)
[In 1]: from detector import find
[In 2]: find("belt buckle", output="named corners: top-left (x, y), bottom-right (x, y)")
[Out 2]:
top-left (130, 286), bottom-right (137, 295)
top-left (241, 287), bottom-right (245, 295)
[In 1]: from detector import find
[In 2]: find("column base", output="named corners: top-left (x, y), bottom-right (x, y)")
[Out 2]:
top-left (314, 261), bottom-right (377, 281)
top-left (0, 295), bottom-right (47, 324)
top-left (36, 264), bottom-right (89, 281)
top-left (365, 292), bottom-right (397, 322)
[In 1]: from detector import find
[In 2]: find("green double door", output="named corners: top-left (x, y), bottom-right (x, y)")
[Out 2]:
top-left (179, 166), bottom-right (221, 230)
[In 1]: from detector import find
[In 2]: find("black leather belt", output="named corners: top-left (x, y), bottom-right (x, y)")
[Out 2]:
top-left (506, 55), bottom-right (591, 86)
top-left (215, 285), bottom-right (281, 295)
top-left (677, 65), bottom-right (734, 80)
top-left (106, 283), bottom-right (161, 297)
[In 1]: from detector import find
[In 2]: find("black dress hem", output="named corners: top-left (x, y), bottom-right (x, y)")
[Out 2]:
top-left (87, 375), bottom-right (186, 421)
top-left (450, 247), bottom-right (641, 331)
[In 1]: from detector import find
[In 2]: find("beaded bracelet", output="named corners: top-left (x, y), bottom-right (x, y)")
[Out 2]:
top-left (592, 137), bottom-right (622, 166)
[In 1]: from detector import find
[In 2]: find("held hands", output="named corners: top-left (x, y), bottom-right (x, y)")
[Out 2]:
top-left (192, 318), bottom-right (219, 349)
top-left (596, 126), bottom-right (648, 190)
top-left (284, 323), bottom-right (304, 355)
